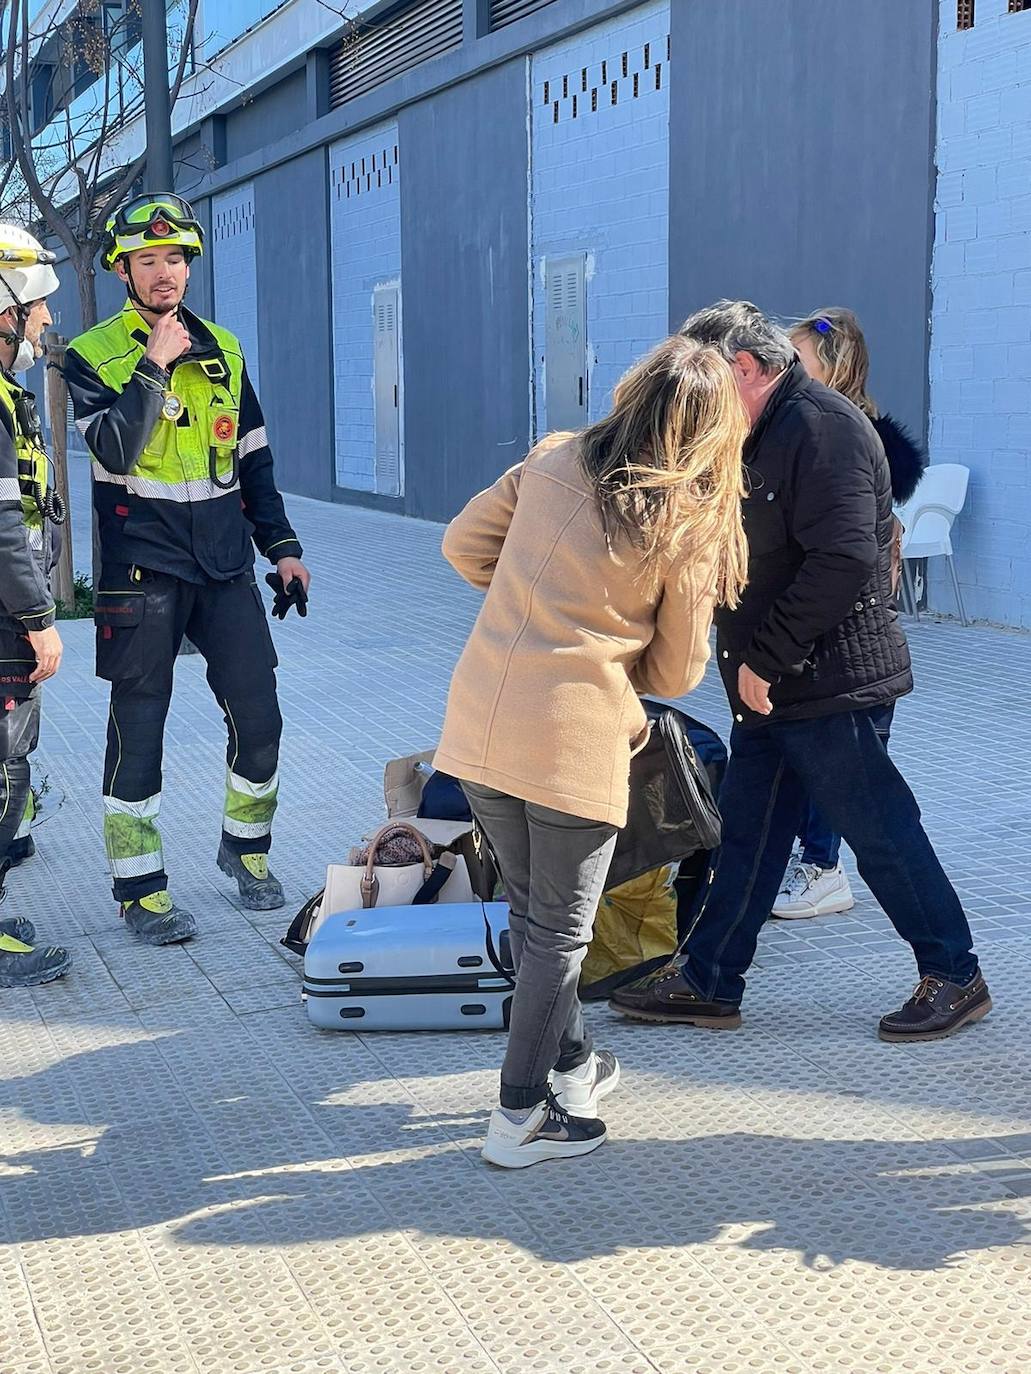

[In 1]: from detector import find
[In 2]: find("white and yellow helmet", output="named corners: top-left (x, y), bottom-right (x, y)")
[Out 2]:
top-left (0, 224), bottom-right (59, 312)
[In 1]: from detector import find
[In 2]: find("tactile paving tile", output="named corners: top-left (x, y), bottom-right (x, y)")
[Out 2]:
top-left (239, 1362), bottom-right (345, 1374)
top-left (0, 1253), bottom-right (52, 1374)
top-left (94, 942), bottom-right (219, 1011)
top-left (137, 1232), bottom-right (338, 1373)
top-left (14, 1226), bottom-right (199, 1374)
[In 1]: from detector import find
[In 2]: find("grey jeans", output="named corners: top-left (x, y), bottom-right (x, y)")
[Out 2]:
top-left (462, 782), bottom-right (618, 1111)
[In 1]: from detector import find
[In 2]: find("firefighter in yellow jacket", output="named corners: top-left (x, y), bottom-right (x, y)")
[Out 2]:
top-left (66, 194), bottom-right (311, 946)
top-left (0, 225), bottom-right (71, 987)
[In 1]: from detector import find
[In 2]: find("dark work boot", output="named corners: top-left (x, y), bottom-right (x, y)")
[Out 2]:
top-left (878, 971), bottom-right (991, 1043)
top-left (121, 891), bottom-right (197, 946)
top-left (0, 933), bottom-right (72, 988)
top-left (0, 861), bottom-right (34, 944)
top-left (0, 916), bottom-right (37, 945)
top-left (217, 843), bottom-right (285, 911)
top-left (609, 964), bottom-right (742, 1028)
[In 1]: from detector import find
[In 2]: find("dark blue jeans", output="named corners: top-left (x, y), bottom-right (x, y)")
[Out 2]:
top-left (682, 707), bottom-right (977, 1005)
top-left (799, 703), bottom-right (895, 869)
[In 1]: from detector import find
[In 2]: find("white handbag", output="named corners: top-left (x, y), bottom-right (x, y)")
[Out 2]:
top-left (303, 821), bottom-right (474, 946)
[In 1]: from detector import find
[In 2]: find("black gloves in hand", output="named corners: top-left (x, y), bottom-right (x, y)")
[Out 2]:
top-left (265, 572), bottom-right (308, 619)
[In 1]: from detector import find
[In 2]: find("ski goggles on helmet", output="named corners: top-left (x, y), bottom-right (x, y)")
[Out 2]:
top-left (101, 193), bottom-right (204, 271)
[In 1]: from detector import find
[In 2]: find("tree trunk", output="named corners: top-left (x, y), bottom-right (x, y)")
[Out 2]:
top-left (76, 256), bottom-right (99, 332)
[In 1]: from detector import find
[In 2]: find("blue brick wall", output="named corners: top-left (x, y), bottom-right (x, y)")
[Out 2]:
top-left (531, 0), bottom-right (670, 432)
top-left (931, 0), bottom-right (1031, 627)
top-left (211, 182), bottom-right (260, 394)
top-left (329, 122), bottom-right (402, 493)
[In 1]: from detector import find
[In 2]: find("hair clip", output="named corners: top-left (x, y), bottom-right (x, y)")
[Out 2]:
top-left (812, 318), bottom-right (833, 334)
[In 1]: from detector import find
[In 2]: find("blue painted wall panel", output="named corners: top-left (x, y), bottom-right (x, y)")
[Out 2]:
top-left (531, 0), bottom-right (671, 431)
top-left (931, 0), bottom-right (1031, 627)
top-left (669, 0), bottom-right (936, 449)
top-left (399, 58), bottom-right (531, 521)
top-left (212, 182), bottom-right (261, 393)
top-left (329, 121), bottom-right (402, 493)
top-left (253, 149), bottom-right (335, 502)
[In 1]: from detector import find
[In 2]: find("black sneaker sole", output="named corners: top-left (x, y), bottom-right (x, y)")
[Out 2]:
top-left (609, 1002), bottom-right (742, 1029)
top-left (122, 909), bottom-right (198, 946)
top-left (878, 996), bottom-right (992, 1043)
top-left (0, 952), bottom-right (72, 988)
top-left (129, 926), bottom-right (198, 947)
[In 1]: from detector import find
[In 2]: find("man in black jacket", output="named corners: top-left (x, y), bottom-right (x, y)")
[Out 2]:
top-left (611, 301), bottom-right (989, 1042)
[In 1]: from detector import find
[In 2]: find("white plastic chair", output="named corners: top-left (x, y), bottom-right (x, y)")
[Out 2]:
top-left (894, 463), bottom-right (969, 626)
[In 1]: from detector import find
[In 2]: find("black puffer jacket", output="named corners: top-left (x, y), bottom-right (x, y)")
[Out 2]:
top-left (717, 361), bottom-right (913, 726)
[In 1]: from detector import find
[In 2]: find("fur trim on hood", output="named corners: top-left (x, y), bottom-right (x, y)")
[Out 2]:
top-left (871, 413), bottom-right (927, 505)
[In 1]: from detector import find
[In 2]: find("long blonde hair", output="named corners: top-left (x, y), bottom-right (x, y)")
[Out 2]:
top-left (577, 335), bottom-right (749, 608)
top-left (790, 308), bottom-right (879, 418)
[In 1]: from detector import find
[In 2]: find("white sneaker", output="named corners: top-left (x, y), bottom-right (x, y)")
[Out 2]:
top-left (481, 1093), bottom-right (607, 1169)
top-left (772, 862), bottom-right (855, 919)
top-left (551, 1050), bottom-right (620, 1118)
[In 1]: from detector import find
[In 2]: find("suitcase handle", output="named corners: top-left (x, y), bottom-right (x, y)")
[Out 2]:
top-left (360, 821), bottom-right (435, 908)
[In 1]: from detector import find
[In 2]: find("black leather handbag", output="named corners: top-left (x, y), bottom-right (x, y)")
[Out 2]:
top-left (605, 700), bottom-right (726, 891)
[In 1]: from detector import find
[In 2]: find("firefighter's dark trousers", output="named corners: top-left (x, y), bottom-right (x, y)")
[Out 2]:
top-left (0, 691), bottom-right (39, 886)
top-left (96, 566), bottom-right (282, 903)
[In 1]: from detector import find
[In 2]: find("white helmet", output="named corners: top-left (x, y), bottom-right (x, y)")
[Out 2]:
top-left (0, 224), bottom-right (59, 313)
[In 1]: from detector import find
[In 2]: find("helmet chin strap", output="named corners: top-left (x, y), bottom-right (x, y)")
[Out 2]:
top-left (122, 258), bottom-right (149, 312)
top-left (0, 278), bottom-right (27, 349)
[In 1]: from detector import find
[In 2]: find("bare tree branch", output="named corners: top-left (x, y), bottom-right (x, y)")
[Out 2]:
top-left (94, 0), bottom-right (199, 242)
top-left (4, 0), bottom-right (202, 324)
top-left (5, 0), bottom-right (78, 259)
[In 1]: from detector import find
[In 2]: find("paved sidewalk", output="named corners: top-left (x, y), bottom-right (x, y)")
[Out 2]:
top-left (2, 473), bottom-right (1030, 1374)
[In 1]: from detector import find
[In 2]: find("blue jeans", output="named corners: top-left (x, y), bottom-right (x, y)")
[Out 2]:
top-left (799, 703), bottom-right (895, 869)
top-left (682, 707), bottom-right (977, 1005)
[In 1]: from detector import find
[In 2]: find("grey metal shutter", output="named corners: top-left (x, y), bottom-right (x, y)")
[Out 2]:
top-left (490, 0), bottom-right (558, 30)
top-left (544, 254), bottom-right (587, 433)
top-left (373, 285), bottom-right (403, 496)
top-left (329, 0), bottom-right (463, 109)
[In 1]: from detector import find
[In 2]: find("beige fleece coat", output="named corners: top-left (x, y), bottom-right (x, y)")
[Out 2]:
top-left (434, 438), bottom-right (717, 828)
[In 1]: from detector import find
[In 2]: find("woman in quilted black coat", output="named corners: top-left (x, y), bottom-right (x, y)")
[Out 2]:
top-left (772, 308), bottom-right (927, 921)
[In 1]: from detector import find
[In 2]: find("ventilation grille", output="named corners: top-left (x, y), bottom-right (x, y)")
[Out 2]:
top-left (957, 0), bottom-right (975, 28)
top-left (329, 0), bottom-right (462, 109)
top-left (490, 0), bottom-right (558, 31)
top-left (540, 36), bottom-right (669, 127)
top-left (331, 142), bottom-right (399, 199)
top-left (213, 199), bottom-right (255, 242)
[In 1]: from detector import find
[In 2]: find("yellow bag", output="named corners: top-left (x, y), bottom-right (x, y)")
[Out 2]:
top-left (582, 864), bottom-right (677, 987)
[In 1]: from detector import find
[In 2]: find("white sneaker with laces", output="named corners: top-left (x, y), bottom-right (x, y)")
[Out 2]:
top-left (551, 1050), bottom-right (620, 1118)
top-left (481, 1092), bottom-right (607, 1169)
top-left (772, 862), bottom-right (855, 919)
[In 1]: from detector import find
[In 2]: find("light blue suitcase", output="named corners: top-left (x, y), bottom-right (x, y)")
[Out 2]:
top-left (302, 900), bottom-right (514, 1031)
